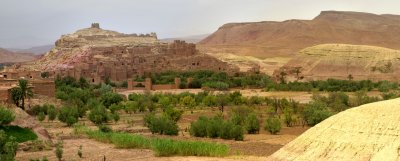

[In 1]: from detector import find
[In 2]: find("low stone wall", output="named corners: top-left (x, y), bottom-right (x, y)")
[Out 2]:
top-left (0, 88), bottom-right (11, 103)
top-left (31, 80), bottom-right (56, 97)
top-left (152, 84), bottom-right (176, 90)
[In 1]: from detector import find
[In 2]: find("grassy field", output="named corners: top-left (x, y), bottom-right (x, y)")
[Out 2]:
top-left (75, 125), bottom-right (230, 157)
top-left (0, 125), bottom-right (38, 143)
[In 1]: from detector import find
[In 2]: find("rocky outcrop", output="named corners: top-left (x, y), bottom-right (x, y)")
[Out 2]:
top-left (268, 98), bottom-right (400, 161)
top-left (21, 24), bottom-right (238, 83)
top-left (273, 44), bottom-right (400, 81)
top-left (199, 11), bottom-right (400, 58)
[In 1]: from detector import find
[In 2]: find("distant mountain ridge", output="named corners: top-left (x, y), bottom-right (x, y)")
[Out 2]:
top-left (199, 11), bottom-right (400, 58)
top-left (7, 44), bottom-right (54, 55)
top-left (0, 48), bottom-right (38, 63)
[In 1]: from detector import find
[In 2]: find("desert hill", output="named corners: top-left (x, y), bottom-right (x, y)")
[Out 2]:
top-left (199, 11), bottom-right (400, 58)
top-left (274, 44), bottom-right (400, 81)
top-left (268, 98), bottom-right (400, 161)
top-left (18, 23), bottom-right (238, 82)
top-left (0, 48), bottom-right (37, 63)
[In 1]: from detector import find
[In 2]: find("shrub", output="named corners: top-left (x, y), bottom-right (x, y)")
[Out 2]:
top-left (245, 114), bottom-right (260, 134)
top-left (0, 130), bottom-right (18, 161)
top-left (30, 104), bottom-right (48, 115)
top-left (206, 116), bottom-right (223, 138)
top-left (163, 107), bottom-right (183, 122)
top-left (190, 115), bottom-right (244, 141)
top-left (230, 124), bottom-right (244, 141)
top-left (109, 104), bottom-right (123, 114)
top-left (264, 117), bottom-right (281, 135)
top-left (113, 113), bottom-right (120, 123)
top-left (230, 106), bottom-right (254, 125)
top-left (58, 106), bottom-right (79, 126)
top-left (0, 107), bottom-right (15, 126)
top-left (303, 101), bottom-right (333, 126)
top-left (88, 105), bottom-right (111, 125)
top-left (47, 106), bottom-right (57, 122)
top-left (283, 107), bottom-right (294, 127)
top-left (98, 125), bottom-right (113, 133)
top-left (189, 116), bottom-right (208, 137)
top-left (144, 114), bottom-right (179, 135)
top-left (55, 141), bottom-right (63, 161)
top-left (100, 92), bottom-right (124, 108)
top-left (37, 112), bottom-right (45, 122)
top-left (77, 145), bottom-right (83, 158)
top-left (202, 81), bottom-right (229, 90)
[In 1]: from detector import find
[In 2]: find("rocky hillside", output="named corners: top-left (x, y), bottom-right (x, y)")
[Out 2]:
top-left (268, 98), bottom-right (400, 161)
top-left (199, 11), bottom-right (400, 58)
top-left (274, 44), bottom-right (400, 81)
top-left (19, 24), bottom-right (238, 81)
top-left (0, 48), bottom-right (37, 63)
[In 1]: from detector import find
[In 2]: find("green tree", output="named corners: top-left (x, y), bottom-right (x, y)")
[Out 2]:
top-left (100, 92), bottom-right (124, 108)
top-left (58, 106), bottom-right (79, 126)
top-left (245, 113), bottom-right (260, 134)
top-left (47, 106), bottom-right (57, 122)
top-left (264, 117), bottom-right (281, 135)
top-left (88, 105), bottom-right (111, 125)
top-left (216, 94), bottom-right (229, 113)
top-left (10, 88), bottom-right (22, 107)
top-left (202, 95), bottom-right (216, 107)
top-left (37, 112), bottom-right (45, 122)
top-left (303, 101), bottom-right (333, 126)
top-left (180, 96), bottom-right (196, 113)
top-left (55, 141), bottom-right (63, 161)
top-left (16, 79), bottom-right (33, 110)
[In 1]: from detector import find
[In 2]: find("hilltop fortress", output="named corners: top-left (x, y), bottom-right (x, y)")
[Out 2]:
top-left (19, 23), bottom-right (239, 83)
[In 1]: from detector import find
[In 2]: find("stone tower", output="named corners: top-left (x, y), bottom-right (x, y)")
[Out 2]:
top-left (91, 23), bottom-right (100, 29)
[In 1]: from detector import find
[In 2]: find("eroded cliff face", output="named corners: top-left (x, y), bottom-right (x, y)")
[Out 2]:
top-left (21, 24), bottom-right (238, 83)
top-left (199, 11), bottom-right (400, 58)
top-left (273, 44), bottom-right (400, 81)
top-left (268, 98), bottom-right (400, 161)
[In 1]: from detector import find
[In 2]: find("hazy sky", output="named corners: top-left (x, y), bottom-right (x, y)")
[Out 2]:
top-left (1, 0), bottom-right (399, 48)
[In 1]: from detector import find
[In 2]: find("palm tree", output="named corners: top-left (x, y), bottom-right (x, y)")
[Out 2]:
top-left (14, 79), bottom-right (33, 110)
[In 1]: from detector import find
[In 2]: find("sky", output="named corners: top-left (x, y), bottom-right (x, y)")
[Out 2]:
top-left (1, 0), bottom-right (400, 48)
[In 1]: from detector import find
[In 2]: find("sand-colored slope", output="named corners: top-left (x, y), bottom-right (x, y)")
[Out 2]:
top-left (275, 44), bottom-right (400, 81)
top-left (268, 98), bottom-right (400, 161)
top-left (206, 52), bottom-right (290, 74)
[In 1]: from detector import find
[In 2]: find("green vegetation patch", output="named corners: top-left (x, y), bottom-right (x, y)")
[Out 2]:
top-left (0, 125), bottom-right (38, 143)
top-left (74, 125), bottom-right (229, 157)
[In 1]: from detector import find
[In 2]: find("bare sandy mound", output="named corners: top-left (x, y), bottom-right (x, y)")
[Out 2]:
top-left (275, 44), bottom-right (400, 81)
top-left (268, 98), bottom-right (400, 161)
